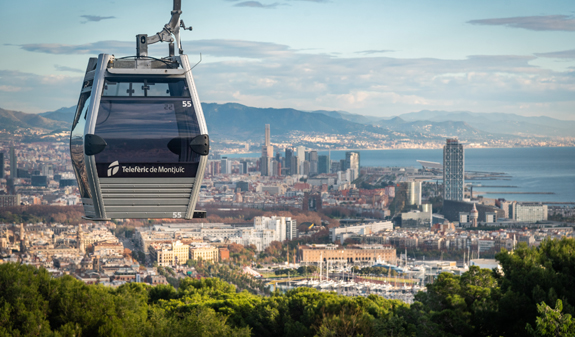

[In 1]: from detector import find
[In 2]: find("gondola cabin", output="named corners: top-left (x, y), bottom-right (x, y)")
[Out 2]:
top-left (70, 2), bottom-right (208, 220)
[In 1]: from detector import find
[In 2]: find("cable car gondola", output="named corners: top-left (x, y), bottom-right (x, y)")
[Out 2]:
top-left (70, 0), bottom-right (208, 220)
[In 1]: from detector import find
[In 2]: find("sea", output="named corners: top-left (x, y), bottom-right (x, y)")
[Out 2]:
top-left (225, 147), bottom-right (575, 204)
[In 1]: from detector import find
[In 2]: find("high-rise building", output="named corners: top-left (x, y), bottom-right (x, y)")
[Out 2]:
top-left (443, 138), bottom-right (464, 201)
top-left (309, 151), bottom-right (318, 175)
top-left (0, 152), bottom-right (4, 179)
top-left (345, 151), bottom-right (360, 171)
top-left (221, 157), bottom-right (231, 175)
top-left (297, 146), bottom-right (305, 172)
top-left (286, 218), bottom-right (297, 240)
top-left (285, 148), bottom-right (293, 175)
top-left (241, 161), bottom-right (248, 175)
top-left (318, 155), bottom-right (330, 174)
top-left (406, 181), bottom-right (422, 206)
top-left (261, 124), bottom-right (273, 176)
top-left (291, 156), bottom-right (299, 175)
top-left (10, 147), bottom-right (17, 179)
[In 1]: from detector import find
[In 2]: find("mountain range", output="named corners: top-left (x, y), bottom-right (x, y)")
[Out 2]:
top-left (0, 103), bottom-right (572, 140)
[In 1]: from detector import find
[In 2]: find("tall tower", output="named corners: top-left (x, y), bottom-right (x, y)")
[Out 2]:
top-left (470, 203), bottom-right (479, 228)
top-left (285, 148), bottom-right (293, 175)
top-left (265, 124), bottom-right (270, 147)
top-left (10, 147), bottom-right (17, 179)
top-left (443, 138), bottom-right (464, 201)
top-left (261, 124), bottom-right (273, 176)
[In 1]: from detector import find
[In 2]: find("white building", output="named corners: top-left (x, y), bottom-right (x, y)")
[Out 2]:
top-left (511, 202), bottom-right (548, 223)
top-left (330, 221), bottom-right (393, 243)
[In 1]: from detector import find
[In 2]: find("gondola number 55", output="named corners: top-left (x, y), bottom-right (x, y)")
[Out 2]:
top-left (173, 212), bottom-right (182, 218)
top-left (182, 101), bottom-right (192, 107)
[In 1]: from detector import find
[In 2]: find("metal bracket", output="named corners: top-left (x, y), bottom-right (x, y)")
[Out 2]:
top-left (190, 134), bottom-right (209, 155)
top-left (193, 211), bottom-right (206, 218)
top-left (136, 0), bottom-right (192, 57)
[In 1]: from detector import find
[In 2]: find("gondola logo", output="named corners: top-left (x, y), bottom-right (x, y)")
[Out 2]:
top-left (107, 161), bottom-right (120, 176)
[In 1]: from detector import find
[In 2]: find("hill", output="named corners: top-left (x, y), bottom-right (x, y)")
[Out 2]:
top-left (395, 110), bottom-right (575, 137)
top-left (0, 107), bottom-right (70, 131)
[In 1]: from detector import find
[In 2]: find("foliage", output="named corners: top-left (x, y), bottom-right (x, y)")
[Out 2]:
top-left (6, 237), bottom-right (575, 336)
top-left (0, 205), bottom-right (84, 225)
top-left (526, 300), bottom-right (575, 337)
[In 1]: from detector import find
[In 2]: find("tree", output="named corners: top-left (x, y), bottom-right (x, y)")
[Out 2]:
top-left (526, 300), bottom-right (575, 337)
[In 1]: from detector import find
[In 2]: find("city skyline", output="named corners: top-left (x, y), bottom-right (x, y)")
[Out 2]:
top-left (0, 0), bottom-right (574, 119)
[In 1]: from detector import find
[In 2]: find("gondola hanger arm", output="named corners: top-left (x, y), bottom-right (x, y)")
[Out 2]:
top-left (136, 0), bottom-right (193, 57)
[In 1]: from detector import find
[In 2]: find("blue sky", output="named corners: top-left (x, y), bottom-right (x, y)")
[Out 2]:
top-left (1, 0), bottom-right (574, 119)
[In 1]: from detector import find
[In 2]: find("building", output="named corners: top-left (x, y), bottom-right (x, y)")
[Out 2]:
top-left (285, 148), bottom-right (294, 175)
top-left (0, 152), bottom-right (4, 179)
top-left (345, 151), bottom-right (360, 171)
top-left (309, 151), bottom-right (318, 175)
top-left (149, 240), bottom-right (189, 267)
top-left (300, 244), bottom-right (396, 264)
top-left (261, 124), bottom-right (273, 176)
top-left (330, 221), bottom-right (394, 243)
top-left (318, 155), bottom-right (330, 174)
top-left (220, 158), bottom-right (231, 175)
top-left (406, 181), bottom-right (422, 206)
top-left (286, 218), bottom-right (297, 240)
top-left (303, 193), bottom-right (322, 212)
top-left (219, 247), bottom-right (230, 260)
top-left (401, 209), bottom-right (432, 228)
top-left (236, 181), bottom-right (249, 192)
top-left (189, 245), bottom-right (219, 262)
top-left (297, 146), bottom-right (305, 174)
top-left (510, 202), bottom-right (548, 223)
top-left (9, 147), bottom-right (16, 179)
top-left (443, 138), bottom-right (464, 201)
top-left (31, 175), bottom-right (48, 187)
top-left (0, 194), bottom-right (21, 207)
top-left (443, 200), bottom-right (505, 222)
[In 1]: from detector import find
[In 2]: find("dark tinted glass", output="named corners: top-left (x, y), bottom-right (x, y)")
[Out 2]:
top-left (70, 92), bottom-right (91, 198)
top-left (94, 98), bottom-right (200, 164)
top-left (102, 78), bottom-right (191, 97)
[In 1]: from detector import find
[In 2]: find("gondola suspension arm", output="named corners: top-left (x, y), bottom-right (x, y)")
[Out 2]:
top-left (136, 0), bottom-right (193, 57)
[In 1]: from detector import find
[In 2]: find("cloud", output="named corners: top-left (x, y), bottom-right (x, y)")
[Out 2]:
top-left (0, 85), bottom-right (25, 92)
top-left (0, 70), bottom-right (82, 113)
top-left (54, 65), bottom-right (84, 73)
top-left (234, 1), bottom-right (279, 8)
top-left (535, 49), bottom-right (575, 59)
top-left (80, 15), bottom-right (115, 23)
top-left (468, 15), bottom-right (575, 31)
top-left (13, 39), bottom-right (294, 59)
top-left (15, 41), bottom-right (134, 55)
top-left (356, 50), bottom-right (394, 55)
top-left (3, 39), bottom-right (575, 118)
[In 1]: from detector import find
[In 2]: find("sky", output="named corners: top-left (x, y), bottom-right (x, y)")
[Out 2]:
top-left (1, 0), bottom-right (574, 119)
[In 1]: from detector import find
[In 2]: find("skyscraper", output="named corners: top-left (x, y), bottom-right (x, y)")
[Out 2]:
top-left (345, 151), bottom-right (360, 171)
top-left (261, 124), bottom-right (273, 176)
top-left (10, 147), bottom-right (17, 179)
top-left (406, 181), bottom-right (422, 206)
top-left (221, 157), bottom-right (231, 174)
top-left (443, 138), bottom-right (464, 201)
top-left (0, 152), bottom-right (4, 179)
top-left (309, 151), bottom-right (318, 175)
top-left (285, 148), bottom-right (293, 175)
top-left (318, 155), bottom-right (330, 174)
top-left (296, 146), bottom-right (305, 172)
